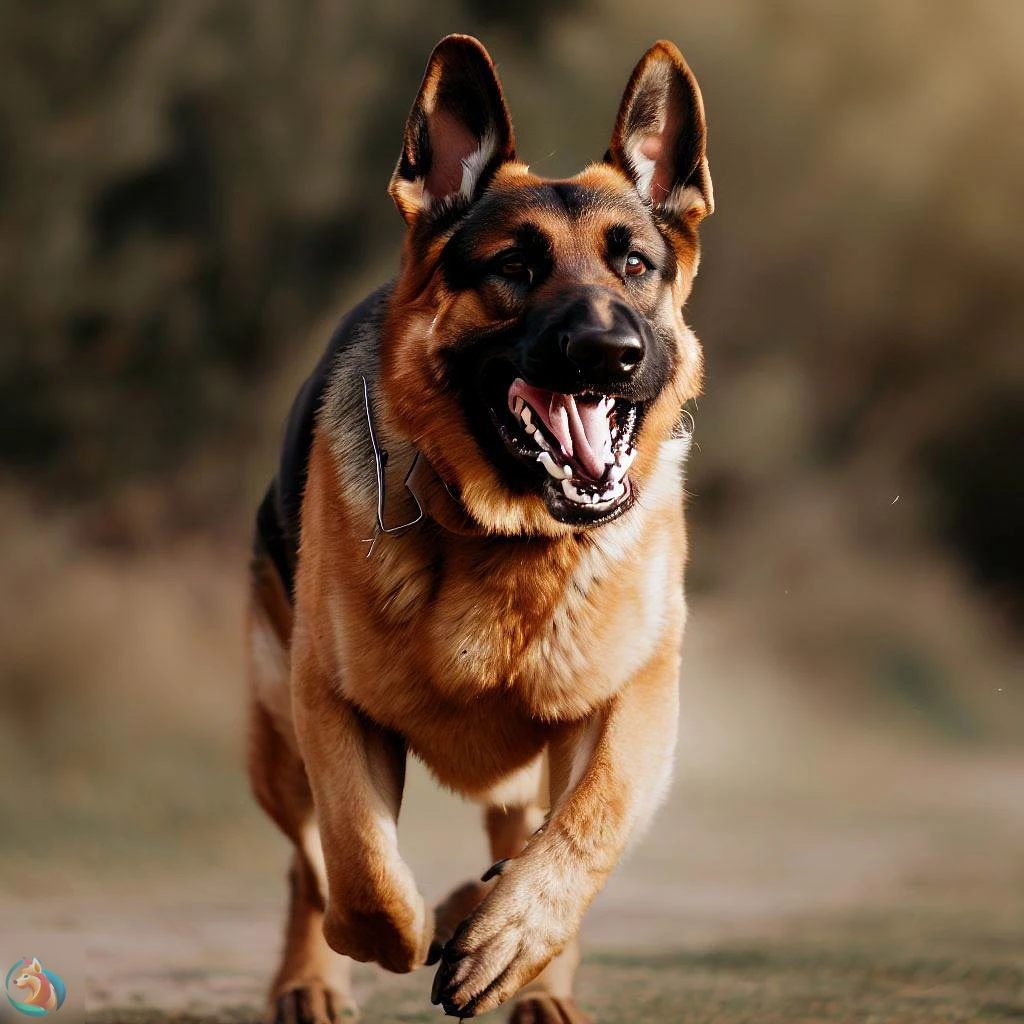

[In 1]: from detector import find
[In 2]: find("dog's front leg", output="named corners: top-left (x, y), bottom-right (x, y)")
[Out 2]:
top-left (292, 648), bottom-right (433, 975)
top-left (431, 635), bottom-right (681, 1017)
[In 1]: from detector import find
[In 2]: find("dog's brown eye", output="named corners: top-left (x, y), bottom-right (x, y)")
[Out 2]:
top-left (624, 253), bottom-right (647, 277)
top-left (498, 252), bottom-right (529, 280)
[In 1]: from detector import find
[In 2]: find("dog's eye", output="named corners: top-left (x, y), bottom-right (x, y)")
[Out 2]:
top-left (496, 251), bottom-right (531, 282)
top-left (624, 253), bottom-right (648, 278)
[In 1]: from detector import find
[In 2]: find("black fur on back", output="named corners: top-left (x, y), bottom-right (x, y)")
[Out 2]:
top-left (253, 285), bottom-right (393, 600)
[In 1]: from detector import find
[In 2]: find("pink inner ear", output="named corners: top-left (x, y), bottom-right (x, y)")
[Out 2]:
top-left (426, 109), bottom-right (479, 200)
top-left (639, 134), bottom-right (670, 201)
top-left (638, 99), bottom-right (683, 203)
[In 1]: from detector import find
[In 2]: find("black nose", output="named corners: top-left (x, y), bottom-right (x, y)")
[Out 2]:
top-left (562, 328), bottom-right (644, 379)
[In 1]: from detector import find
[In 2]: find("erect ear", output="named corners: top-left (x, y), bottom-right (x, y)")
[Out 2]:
top-left (607, 41), bottom-right (713, 222)
top-left (30, 958), bottom-right (42, 973)
top-left (389, 35), bottom-right (516, 224)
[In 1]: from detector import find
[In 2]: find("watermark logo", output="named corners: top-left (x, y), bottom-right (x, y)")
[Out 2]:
top-left (5, 958), bottom-right (67, 1016)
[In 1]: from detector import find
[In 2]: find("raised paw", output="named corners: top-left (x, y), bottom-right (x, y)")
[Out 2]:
top-left (323, 899), bottom-right (434, 974)
top-left (272, 982), bottom-right (357, 1024)
top-left (508, 995), bottom-right (593, 1024)
top-left (430, 878), bottom-right (576, 1017)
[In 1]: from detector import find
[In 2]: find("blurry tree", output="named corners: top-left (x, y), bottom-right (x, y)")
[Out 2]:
top-left (0, 0), bottom-right (1021, 623)
top-left (0, 0), bottom-right (572, 498)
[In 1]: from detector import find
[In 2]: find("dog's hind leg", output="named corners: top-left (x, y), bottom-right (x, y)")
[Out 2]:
top-left (247, 567), bottom-right (357, 1023)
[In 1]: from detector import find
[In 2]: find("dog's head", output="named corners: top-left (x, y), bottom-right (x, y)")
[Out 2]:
top-left (381, 35), bottom-right (713, 536)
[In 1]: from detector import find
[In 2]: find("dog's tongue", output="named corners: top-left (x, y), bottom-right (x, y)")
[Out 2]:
top-left (564, 395), bottom-right (613, 480)
top-left (509, 380), bottom-right (613, 481)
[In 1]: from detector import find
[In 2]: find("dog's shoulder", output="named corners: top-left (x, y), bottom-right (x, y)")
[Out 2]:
top-left (254, 283), bottom-right (393, 599)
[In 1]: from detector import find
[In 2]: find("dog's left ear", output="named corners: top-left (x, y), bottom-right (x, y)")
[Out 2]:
top-left (607, 41), bottom-right (713, 223)
top-left (389, 34), bottom-right (516, 224)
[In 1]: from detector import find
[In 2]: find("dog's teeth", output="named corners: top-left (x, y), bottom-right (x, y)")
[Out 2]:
top-left (521, 406), bottom-right (533, 425)
top-left (561, 479), bottom-right (586, 503)
top-left (608, 463), bottom-right (627, 484)
top-left (513, 397), bottom-right (525, 415)
top-left (591, 480), bottom-right (625, 509)
top-left (525, 422), bottom-right (536, 435)
top-left (560, 463), bottom-right (573, 480)
top-left (537, 452), bottom-right (565, 480)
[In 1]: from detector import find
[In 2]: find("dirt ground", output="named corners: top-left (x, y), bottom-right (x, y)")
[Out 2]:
top-left (1, 541), bottom-right (1021, 1024)
top-left (10, 735), bottom-right (1020, 1024)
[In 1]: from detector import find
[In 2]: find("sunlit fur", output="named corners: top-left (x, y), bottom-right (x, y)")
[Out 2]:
top-left (246, 35), bottom-right (712, 1024)
top-left (381, 160), bottom-right (704, 538)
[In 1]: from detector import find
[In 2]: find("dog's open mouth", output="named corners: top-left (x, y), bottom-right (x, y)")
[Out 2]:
top-left (498, 377), bottom-right (639, 520)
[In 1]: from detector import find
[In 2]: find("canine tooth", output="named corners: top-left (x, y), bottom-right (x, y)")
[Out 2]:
top-left (513, 397), bottom-right (525, 415)
top-left (560, 463), bottom-right (573, 480)
top-left (521, 406), bottom-right (533, 425)
top-left (608, 463), bottom-right (627, 483)
top-left (525, 422), bottom-right (536, 435)
top-left (537, 452), bottom-right (564, 480)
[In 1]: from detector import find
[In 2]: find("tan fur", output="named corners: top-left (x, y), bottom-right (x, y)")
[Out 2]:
top-left (247, 35), bottom-right (711, 1022)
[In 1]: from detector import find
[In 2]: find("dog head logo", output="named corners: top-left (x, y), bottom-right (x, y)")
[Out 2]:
top-left (382, 35), bottom-right (712, 536)
top-left (6, 958), bottom-right (67, 1016)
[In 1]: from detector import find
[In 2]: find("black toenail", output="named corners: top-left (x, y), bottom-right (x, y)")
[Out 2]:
top-left (481, 857), bottom-right (509, 882)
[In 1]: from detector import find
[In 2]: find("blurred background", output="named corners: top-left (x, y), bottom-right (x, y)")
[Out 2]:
top-left (1, 1), bottom-right (1022, 1019)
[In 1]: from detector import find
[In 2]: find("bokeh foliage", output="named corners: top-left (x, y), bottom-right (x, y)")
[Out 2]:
top-left (0, 1), bottom-right (1021, 650)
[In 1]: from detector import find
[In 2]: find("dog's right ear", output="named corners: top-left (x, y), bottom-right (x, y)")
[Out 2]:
top-left (389, 35), bottom-right (516, 225)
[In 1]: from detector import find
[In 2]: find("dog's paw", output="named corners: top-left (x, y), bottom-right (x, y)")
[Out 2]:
top-left (272, 982), bottom-right (357, 1024)
top-left (430, 871), bottom-right (576, 1017)
top-left (324, 899), bottom-right (434, 974)
top-left (508, 995), bottom-right (593, 1024)
top-left (427, 879), bottom-right (491, 965)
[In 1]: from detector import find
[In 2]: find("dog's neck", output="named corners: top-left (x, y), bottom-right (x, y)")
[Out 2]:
top-left (360, 375), bottom-right (485, 552)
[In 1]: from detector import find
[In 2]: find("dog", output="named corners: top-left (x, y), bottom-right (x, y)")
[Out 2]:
top-left (246, 34), bottom-right (713, 1024)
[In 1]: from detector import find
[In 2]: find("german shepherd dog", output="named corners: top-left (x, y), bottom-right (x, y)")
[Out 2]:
top-left (247, 34), bottom-right (713, 1024)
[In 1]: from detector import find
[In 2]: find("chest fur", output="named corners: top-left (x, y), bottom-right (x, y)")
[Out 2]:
top-left (342, 518), bottom-right (681, 724)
